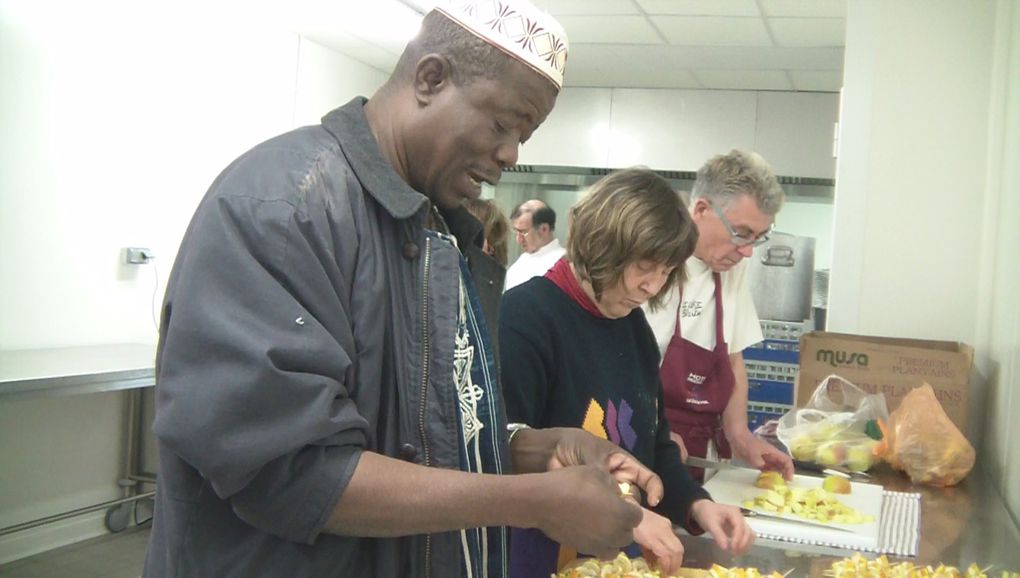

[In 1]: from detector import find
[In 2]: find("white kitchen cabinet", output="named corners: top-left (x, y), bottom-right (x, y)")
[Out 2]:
top-left (517, 87), bottom-right (613, 167)
top-left (517, 87), bottom-right (839, 178)
top-left (754, 92), bottom-right (839, 179)
top-left (607, 89), bottom-right (758, 171)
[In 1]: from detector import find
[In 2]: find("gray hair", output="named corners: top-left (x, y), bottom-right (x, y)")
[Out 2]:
top-left (690, 150), bottom-right (784, 216)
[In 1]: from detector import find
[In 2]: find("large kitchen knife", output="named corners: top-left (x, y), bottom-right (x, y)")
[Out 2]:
top-left (686, 456), bottom-right (862, 480)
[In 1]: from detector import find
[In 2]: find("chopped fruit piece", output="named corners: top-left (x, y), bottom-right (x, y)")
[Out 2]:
top-left (822, 475), bottom-right (852, 494)
top-left (755, 471), bottom-right (786, 490)
top-left (742, 479), bottom-right (872, 525)
top-left (825, 553), bottom-right (1019, 577)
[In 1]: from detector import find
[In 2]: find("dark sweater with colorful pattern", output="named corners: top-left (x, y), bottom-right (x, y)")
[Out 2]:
top-left (500, 277), bottom-right (711, 576)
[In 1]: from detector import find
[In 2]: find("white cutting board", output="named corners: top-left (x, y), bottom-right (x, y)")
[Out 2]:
top-left (702, 469), bottom-right (883, 550)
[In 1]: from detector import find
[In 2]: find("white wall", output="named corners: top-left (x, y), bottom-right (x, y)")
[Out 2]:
top-left (0, 1), bottom-right (387, 562)
top-left (830, 0), bottom-right (1019, 525)
top-left (976, 0), bottom-right (1020, 528)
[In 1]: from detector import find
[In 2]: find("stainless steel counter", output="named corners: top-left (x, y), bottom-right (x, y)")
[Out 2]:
top-left (680, 464), bottom-right (1020, 575)
top-left (0, 344), bottom-right (156, 401)
top-left (0, 344), bottom-right (157, 536)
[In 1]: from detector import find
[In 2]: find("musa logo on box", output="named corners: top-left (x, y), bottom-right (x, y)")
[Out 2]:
top-left (816, 349), bottom-right (870, 368)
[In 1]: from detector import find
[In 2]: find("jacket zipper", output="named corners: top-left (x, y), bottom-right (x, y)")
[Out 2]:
top-left (417, 235), bottom-right (433, 578)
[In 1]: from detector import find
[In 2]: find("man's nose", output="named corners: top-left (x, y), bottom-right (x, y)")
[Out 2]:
top-left (495, 142), bottom-right (519, 169)
top-left (736, 243), bottom-right (755, 258)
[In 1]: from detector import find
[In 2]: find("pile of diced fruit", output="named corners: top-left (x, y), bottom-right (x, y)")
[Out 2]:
top-left (553, 553), bottom-right (786, 578)
top-left (743, 471), bottom-right (873, 525)
top-left (825, 553), bottom-right (1019, 578)
top-left (552, 553), bottom-right (1019, 578)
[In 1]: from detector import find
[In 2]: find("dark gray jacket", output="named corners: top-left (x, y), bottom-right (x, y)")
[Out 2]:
top-left (145, 98), bottom-right (505, 578)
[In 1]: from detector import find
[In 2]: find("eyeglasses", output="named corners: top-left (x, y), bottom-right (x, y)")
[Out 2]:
top-left (513, 227), bottom-right (534, 238)
top-left (711, 203), bottom-right (772, 247)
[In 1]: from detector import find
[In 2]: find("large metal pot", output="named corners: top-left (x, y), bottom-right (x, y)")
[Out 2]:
top-left (747, 232), bottom-right (816, 322)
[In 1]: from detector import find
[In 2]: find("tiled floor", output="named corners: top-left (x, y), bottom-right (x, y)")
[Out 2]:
top-left (0, 526), bottom-right (150, 578)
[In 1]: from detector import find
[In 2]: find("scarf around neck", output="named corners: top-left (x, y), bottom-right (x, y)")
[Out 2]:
top-left (544, 257), bottom-right (606, 319)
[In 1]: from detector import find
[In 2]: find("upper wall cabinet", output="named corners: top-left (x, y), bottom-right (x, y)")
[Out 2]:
top-left (517, 87), bottom-right (839, 179)
top-left (754, 92), bottom-right (838, 179)
top-left (518, 88), bottom-right (613, 167)
top-left (608, 89), bottom-right (757, 171)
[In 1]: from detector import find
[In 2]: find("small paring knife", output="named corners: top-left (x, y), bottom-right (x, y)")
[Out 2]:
top-left (739, 507), bottom-right (856, 532)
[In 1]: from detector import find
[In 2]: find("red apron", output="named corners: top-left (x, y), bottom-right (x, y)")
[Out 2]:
top-left (660, 272), bottom-right (735, 481)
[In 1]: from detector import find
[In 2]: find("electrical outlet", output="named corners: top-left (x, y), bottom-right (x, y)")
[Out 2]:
top-left (125, 247), bottom-right (154, 264)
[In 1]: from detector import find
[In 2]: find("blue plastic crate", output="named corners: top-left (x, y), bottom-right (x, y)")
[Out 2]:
top-left (743, 340), bottom-right (800, 365)
top-left (747, 402), bottom-right (792, 431)
top-left (743, 360), bottom-right (798, 384)
top-left (759, 320), bottom-right (809, 341)
top-left (747, 378), bottom-right (794, 405)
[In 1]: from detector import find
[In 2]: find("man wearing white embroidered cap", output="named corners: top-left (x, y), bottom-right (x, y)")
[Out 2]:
top-left (145, 1), bottom-right (665, 577)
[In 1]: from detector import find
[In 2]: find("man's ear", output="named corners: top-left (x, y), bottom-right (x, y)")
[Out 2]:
top-left (691, 198), bottom-right (712, 219)
top-left (413, 54), bottom-right (453, 106)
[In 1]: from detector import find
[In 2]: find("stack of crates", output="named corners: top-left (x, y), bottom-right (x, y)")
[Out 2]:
top-left (743, 319), bottom-right (810, 431)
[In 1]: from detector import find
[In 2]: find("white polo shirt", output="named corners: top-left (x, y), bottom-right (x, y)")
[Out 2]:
top-left (643, 256), bottom-right (764, 358)
top-left (503, 238), bottom-right (566, 292)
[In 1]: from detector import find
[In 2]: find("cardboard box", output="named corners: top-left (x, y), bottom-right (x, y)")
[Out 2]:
top-left (796, 331), bottom-right (974, 433)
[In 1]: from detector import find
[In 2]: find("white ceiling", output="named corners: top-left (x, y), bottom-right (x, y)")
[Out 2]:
top-left (283, 0), bottom-right (846, 92)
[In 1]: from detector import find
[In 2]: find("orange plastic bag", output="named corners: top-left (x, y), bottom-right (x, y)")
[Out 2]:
top-left (876, 383), bottom-right (975, 486)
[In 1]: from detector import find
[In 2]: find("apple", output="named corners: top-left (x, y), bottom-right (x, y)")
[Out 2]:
top-left (846, 444), bottom-right (875, 472)
top-left (755, 471), bottom-right (786, 490)
top-left (822, 475), bottom-right (852, 494)
top-left (815, 441), bottom-right (847, 467)
top-left (789, 437), bottom-right (817, 461)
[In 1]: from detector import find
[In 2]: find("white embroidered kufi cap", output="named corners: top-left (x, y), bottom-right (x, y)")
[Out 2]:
top-left (434, 0), bottom-right (569, 90)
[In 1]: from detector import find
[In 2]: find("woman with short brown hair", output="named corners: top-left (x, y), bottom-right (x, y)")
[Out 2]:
top-left (501, 168), bottom-right (754, 577)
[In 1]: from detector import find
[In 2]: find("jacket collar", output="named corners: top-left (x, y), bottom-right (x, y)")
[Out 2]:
top-left (321, 98), bottom-right (429, 220)
top-left (321, 98), bottom-right (487, 252)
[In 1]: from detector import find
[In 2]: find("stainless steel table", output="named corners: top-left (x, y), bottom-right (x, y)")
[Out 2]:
top-left (679, 464), bottom-right (1020, 575)
top-left (0, 344), bottom-right (157, 536)
top-left (0, 344), bottom-right (155, 401)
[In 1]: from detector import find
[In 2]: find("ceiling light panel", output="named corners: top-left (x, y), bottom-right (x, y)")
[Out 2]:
top-left (760, 0), bottom-right (846, 18)
top-left (556, 15), bottom-right (662, 44)
top-left (636, 0), bottom-right (760, 17)
top-left (538, 0), bottom-right (639, 15)
top-left (654, 16), bottom-right (772, 46)
top-left (769, 18), bottom-right (845, 47)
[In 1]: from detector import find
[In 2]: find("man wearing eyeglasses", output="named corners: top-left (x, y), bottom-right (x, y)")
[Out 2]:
top-left (643, 150), bottom-right (795, 482)
top-left (504, 200), bottom-right (565, 292)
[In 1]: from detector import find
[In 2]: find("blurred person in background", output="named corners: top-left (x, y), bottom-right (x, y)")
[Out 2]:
top-left (504, 199), bottom-right (565, 291)
top-left (643, 150), bottom-right (794, 482)
top-left (465, 197), bottom-right (511, 267)
top-left (501, 168), bottom-right (755, 577)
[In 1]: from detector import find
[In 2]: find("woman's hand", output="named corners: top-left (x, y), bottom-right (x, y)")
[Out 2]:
top-left (633, 507), bottom-right (684, 575)
top-left (689, 499), bottom-right (755, 554)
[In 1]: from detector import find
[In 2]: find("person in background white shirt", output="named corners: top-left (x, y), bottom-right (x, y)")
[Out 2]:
top-left (643, 150), bottom-right (795, 482)
top-left (504, 200), bottom-right (566, 292)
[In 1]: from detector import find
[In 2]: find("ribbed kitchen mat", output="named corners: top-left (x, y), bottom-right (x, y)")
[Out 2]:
top-left (751, 490), bottom-right (921, 556)
top-left (877, 490), bottom-right (921, 557)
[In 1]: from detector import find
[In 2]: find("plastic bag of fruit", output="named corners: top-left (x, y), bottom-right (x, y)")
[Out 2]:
top-left (876, 382), bottom-right (975, 486)
top-left (776, 374), bottom-right (888, 472)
